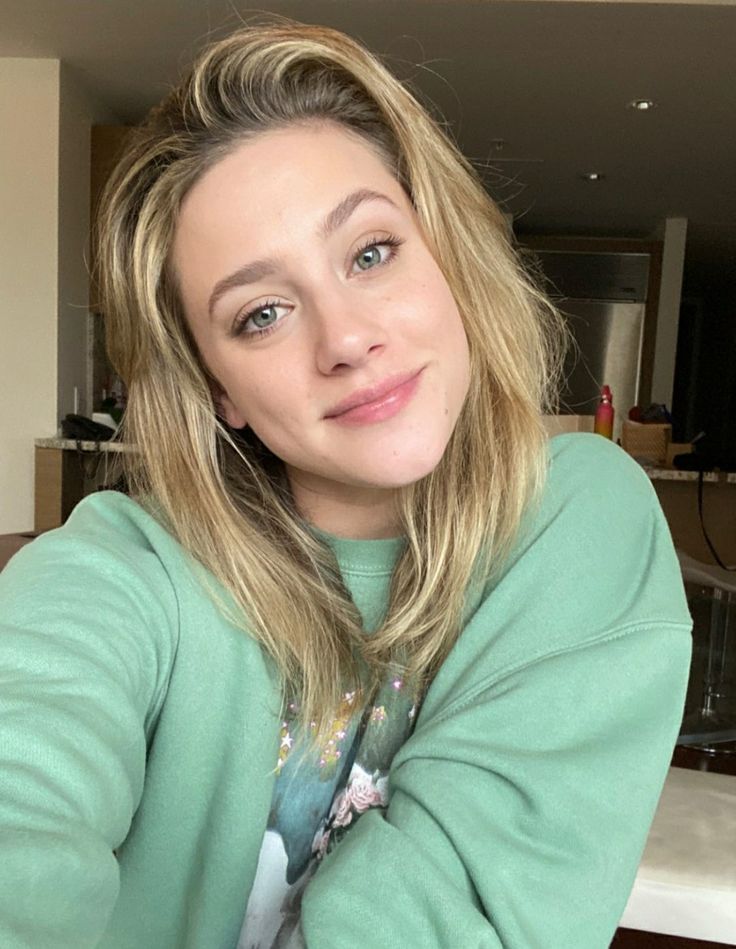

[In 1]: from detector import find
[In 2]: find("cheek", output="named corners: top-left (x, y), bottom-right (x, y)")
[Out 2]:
top-left (432, 280), bottom-right (469, 362)
top-left (220, 358), bottom-right (287, 413)
top-left (232, 374), bottom-right (310, 453)
top-left (448, 332), bottom-right (471, 416)
top-left (421, 264), bottom-right (461, 325)
top-left (436, 291), bottom-right (471, 407)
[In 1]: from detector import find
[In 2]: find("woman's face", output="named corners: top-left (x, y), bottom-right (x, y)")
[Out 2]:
top-left (172, 122), bottom-right (470, 537)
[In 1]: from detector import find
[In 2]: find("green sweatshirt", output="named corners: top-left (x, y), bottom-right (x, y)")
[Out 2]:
top-left (0, 434), bottom-right (692, 948)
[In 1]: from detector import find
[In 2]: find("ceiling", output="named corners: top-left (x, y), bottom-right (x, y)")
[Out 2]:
top-left (1, 0), bottom-right (734, 285)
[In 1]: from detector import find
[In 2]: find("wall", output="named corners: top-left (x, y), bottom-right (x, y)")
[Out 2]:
top-left (0, 59), bottom-right (60, 533)
top-left (0, 59), bottom-right (116, 534)
top-left (651, 216), bottom-right (688, 408)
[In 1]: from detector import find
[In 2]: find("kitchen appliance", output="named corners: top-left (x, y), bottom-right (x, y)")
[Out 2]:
top-left (531, 250), bottom-right (649, 441)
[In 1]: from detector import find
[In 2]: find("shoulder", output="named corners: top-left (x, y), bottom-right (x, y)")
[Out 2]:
top-left (0, 492), bottom-right (189, 641)
top-left (545, 432), bottom-right (656, 518)
top-left (4, 491), bottom-right (189, 586)
top-left (429, 434), bottom-right (690, 713)
top-left (0, 493), bottom-right (192, 741)
top-left (43, 490), bottom-right (185, 560)
top-left (506, 433), bottom-right (686, 632)
top-left (517, 433), bottom-right (669, 579)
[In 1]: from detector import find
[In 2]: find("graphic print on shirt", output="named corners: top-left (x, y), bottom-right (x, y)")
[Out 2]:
top-left (312, 673), bottom-right (417, 859)
top-left (240, 673), bottom-right (418, 949)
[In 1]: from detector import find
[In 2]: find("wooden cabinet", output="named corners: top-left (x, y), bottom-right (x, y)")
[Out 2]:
top-left (33, 445), bottom-right (85, 533)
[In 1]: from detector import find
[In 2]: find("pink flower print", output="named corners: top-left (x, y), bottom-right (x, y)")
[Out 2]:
top-left (347, 771), bottom-right (385, 814)
top-left (370, 705), bottom-right (387, 723)
top-left (330, 789), bottom-right (355, 829)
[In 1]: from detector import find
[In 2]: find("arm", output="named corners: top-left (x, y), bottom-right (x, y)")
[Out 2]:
top-left (302, 436), bottom-right (692, 948)
top-left (0, 499), bottom-right (177, 948)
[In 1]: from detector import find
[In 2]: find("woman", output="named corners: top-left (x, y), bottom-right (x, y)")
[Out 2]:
top-left (0, 21), bottom-right (691, 949)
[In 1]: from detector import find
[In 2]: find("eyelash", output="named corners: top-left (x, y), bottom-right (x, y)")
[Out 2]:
top-left (232, 233), bottom-right (404, 341)
top-left (231, 299), bottom-right (284, 340)
top-left (352, 233), bottom-right (404, 272)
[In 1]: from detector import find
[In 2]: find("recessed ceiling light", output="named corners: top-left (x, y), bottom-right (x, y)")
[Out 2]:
top-left (580, 172), bottom-right (605, 181)
top-left (628, 98), bottom-right (656, 111)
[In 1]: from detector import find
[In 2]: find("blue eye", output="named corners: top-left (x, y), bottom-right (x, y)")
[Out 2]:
top-left (352, 235), bottom-right (403, 274)
top-left (234, 301), bottom-right (290, 339)
top-left (356, 245), bottom-right (383, 271)
top-left (250, 305), bottom-right (280, 329)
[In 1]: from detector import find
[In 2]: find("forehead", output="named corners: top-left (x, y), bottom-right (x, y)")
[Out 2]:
top-left (179, 121), bottom-right (404, 224)
top-left (171, 122), bottom-right (413, 306)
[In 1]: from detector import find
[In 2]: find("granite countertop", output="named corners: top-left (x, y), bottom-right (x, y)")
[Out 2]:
top-left (644, 466), bottom-right (717, 483)
top-left (643, 465), bottom-right (736, 484)
top-left (35, 437), bottom-right (130, 453)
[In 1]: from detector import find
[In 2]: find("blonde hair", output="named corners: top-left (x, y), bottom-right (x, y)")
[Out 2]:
top-left (96, 19), bottom-right (564, 735)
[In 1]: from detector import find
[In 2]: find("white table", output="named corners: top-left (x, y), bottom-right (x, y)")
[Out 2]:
top-left (620, 766), bottom-right (736, 944)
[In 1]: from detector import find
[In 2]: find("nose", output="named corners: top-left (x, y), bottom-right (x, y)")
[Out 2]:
top-left (311, 286), bottom-right (387, 374)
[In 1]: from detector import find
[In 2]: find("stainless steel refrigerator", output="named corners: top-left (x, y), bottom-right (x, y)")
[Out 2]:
top-left (531, 250), bottom-right (650, 440)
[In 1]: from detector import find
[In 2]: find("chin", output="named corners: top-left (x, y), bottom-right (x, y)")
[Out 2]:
top-left (356, 439), bottom-right (450, 490)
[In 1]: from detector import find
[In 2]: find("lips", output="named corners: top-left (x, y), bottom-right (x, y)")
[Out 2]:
top-left (324, 369), bottom-right (423, 425)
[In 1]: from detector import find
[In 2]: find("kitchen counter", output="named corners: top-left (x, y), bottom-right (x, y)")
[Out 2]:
top-left (643, 466), bottom-right (736, 484)
top-left (35, 436), bottom-right (129, 453)
top-left (644, 466), bottom-right (736, 567)
top-left (33, 437), bottom-right (128, 532)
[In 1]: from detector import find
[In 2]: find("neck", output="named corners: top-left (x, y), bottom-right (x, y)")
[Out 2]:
top-left (287, 471), bottom-right (402, 540)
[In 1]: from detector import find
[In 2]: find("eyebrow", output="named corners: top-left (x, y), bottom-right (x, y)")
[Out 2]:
top-left (207, 188), bottom-right (399, 318)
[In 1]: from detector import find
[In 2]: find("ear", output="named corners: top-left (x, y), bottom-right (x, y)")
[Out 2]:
top-left (210, 381), bottom-right (247, 429)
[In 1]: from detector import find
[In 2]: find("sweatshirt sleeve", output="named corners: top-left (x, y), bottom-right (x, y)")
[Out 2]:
top-left (301, 436), bottom-right (693, 948)
top-left (0, 499), bottom-right (178, 949)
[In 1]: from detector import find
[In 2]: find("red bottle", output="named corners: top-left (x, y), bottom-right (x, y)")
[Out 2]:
top-left (594, 385), bottom-right (614, 439)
